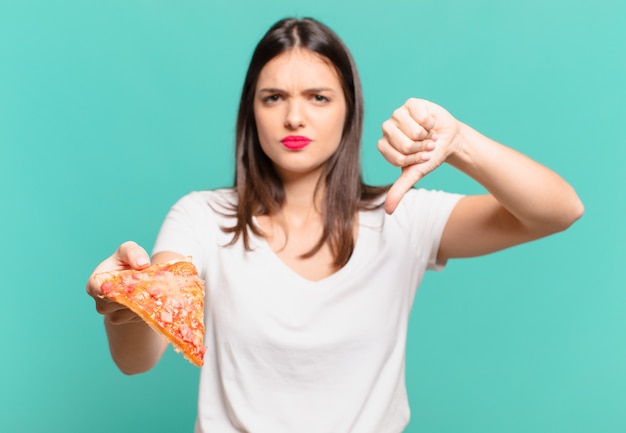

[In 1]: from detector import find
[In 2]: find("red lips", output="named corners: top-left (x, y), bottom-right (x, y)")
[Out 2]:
top-left (281, 135), bottom-right (311, 150)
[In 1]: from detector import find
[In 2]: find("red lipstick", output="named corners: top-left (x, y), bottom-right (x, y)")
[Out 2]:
top-left (281, 135), bottom-right (311, 150)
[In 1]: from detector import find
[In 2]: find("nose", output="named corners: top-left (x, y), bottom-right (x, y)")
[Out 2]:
top-left (284, 100), bottom-right (304, 129)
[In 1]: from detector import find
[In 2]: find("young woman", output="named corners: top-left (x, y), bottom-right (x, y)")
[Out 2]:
top-left (86, 17), bottom-right (583, 433)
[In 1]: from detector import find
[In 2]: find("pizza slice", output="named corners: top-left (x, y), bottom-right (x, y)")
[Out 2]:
top-left (95, 258), bottom-right (207, 367)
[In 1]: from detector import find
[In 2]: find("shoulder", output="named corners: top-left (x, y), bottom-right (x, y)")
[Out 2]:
top-left (154, 189), bottom-right (238, 255)
top-left (173, 188), bottom-right (237, 212)
top-left (390, 188), bottom-right (464, 270)
top-left (393, 188), bottom-right (463, 220)
top-left (402, 187), bottom-right (462, 203)
top-left (358, 188), bottom-right (462, 234)
top-left (161, 188), bottom-right (239, 230)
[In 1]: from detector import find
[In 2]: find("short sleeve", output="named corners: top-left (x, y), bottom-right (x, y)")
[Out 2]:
top-left (393, 188), bottom-right (463, 271)
top-left (152, 192), bottom-right (212, 277)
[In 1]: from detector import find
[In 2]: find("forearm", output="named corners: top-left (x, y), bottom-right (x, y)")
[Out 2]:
top-left (447, 123), bottom-right (584, 234)
top-left (104, 317), bottom-right (168, 375)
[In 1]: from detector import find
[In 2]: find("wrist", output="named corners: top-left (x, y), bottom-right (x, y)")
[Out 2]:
top-left (445, 122), bottom-right (478, 170)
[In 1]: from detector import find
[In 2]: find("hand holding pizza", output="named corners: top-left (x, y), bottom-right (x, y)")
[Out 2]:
top-left (377, 98), bottom-right (464, 214)
top-left (86, 241), bottom-right (151, 325)
top-left (86, 241), bottom-right (206, 367)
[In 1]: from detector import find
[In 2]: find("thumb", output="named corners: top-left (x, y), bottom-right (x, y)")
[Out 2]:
top-left (384, 165), bottom-right (425, 214)
top-left (115, 241), bottom-right (151, 269)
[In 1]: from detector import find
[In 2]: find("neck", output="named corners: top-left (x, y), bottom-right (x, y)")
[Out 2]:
top-left (277, 169), bottom-right (325, 224)
top-left (285, 180), bottom-right (323, 218)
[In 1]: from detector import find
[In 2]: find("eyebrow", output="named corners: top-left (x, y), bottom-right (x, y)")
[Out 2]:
top-left (257, 87), bottom-right (336, 93)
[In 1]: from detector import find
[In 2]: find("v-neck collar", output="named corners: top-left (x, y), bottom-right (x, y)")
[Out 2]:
top-left (250, 207), bottom-right (385, 287)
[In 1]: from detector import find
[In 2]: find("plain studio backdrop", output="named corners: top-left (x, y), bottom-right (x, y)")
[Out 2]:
top-left (1, 1), bottom-right (624, 432)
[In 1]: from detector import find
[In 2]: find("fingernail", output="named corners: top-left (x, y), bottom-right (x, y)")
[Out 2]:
top-left (136, 257), bottom-right (150, 267)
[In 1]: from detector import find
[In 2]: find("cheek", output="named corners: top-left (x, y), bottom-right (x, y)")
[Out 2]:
top-left (253, 113), bottom-right (274, 158)
top-left (254, 102), bottom-right (281, 133)
top-left (329, 109), bottom-right (347, 142)
top-left (253, 105), bottom-right (263, 134)
top-left (253, 110), bottom-right (270, 142)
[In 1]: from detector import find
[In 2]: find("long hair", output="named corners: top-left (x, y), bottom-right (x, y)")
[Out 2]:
top-left (223, 17), bottom-right (388, 267)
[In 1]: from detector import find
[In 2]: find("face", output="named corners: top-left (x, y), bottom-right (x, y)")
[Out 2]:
top-left (253, 48), bottom-right (347, 182)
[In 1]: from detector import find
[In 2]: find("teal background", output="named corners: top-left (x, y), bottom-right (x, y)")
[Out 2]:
top-left (1, 0), bottom-right (624, 432)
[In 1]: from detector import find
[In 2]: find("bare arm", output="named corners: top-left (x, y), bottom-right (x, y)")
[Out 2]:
top-left (378, 99), bottom-right (584, 259)
top-left (86, 242), bottom-right (185, 374)
top-left (438, 123), bottom-right (583, 259)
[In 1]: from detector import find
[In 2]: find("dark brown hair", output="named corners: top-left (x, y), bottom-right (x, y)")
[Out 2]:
top-left (224, 17), bottom-right (388, 267)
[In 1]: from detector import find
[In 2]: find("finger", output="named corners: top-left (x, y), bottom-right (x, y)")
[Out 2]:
top-left (382, 118), bottom-right (436, 157)
top-left (377, 136), bottom-right (434, 167)
top-left (86, 241), bottom-right (151, 299)
top-left (381, 118), bottom-right (417, 155)
top-left (391, 106), bottom-right (432, 142)
top-left (107, 308), bottom-right (142, 325)
top-left (86, 272), bottom-right (107, 298)
top-left (384, 165), bottom-right (426, 214)
top-left (405, 98), bottom-right (437, 132)
top-left (115, 241), bottom-right (151, 269)
top-left (94, 297), bottom-right (126, 315)
top-left (92, 289), bottom-right (140, 324)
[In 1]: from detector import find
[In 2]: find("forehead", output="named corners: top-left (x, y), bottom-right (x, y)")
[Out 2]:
top-left (256, 48), bottom-right (342, 89)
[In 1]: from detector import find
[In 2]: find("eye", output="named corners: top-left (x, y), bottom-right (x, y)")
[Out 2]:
top-left (262, 94), bottom-right (282, 104)
top-left (311, 94), bottom-right (330, 104)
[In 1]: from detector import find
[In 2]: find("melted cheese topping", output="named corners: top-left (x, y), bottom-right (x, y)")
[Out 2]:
top-left (101, 261), bottom-right (205, 359)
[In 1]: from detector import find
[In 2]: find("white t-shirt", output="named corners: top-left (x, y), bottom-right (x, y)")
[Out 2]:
top-left (153, 188), bottom-right (462, 433)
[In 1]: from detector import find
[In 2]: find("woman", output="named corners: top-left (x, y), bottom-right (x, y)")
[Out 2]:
top-left (86, 17), bottom-right (583, 433)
